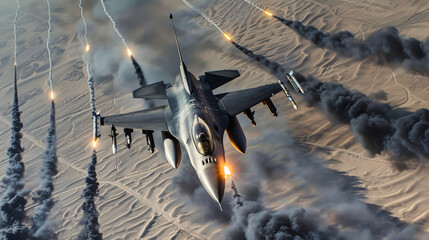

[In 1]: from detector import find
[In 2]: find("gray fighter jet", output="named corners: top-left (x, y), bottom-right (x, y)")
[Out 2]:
top-left (94, 14), bottom-right (300, 207)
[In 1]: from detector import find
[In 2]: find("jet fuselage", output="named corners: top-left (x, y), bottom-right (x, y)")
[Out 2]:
top-left (165, 70), bottom-right (229, 205)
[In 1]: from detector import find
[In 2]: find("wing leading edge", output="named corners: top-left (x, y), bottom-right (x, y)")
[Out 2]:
top-left (101, 105), bottom-right (168, 131)
top-left (216, 83), bottom-right (282, 116)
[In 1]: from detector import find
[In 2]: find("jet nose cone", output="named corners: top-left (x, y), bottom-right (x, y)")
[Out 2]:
top-left (200, 166), bottom-right (225, 204)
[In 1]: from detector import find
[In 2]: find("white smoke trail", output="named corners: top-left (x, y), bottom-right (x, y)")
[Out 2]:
top-left (13, 0), bottom-right (20, 65)
top-left (182, 0), bottom-right (225, 35)
top-left (79, 0), bottom-right (96, 113)
top-left (79, 0), bottom-right (89, 50)
top-left (100, 0), bottom-right (129, 49)
top-left (46, 0), bottom-right (53, 91)
top-left (242, 0), bottom-right (264, 12)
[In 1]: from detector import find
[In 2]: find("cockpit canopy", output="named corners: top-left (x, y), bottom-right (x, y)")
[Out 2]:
top-left (192, 116), bottom-right (214, 156)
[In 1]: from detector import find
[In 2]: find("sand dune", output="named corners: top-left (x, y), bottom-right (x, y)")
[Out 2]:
top-left (0, 0), bottom-right (428, 239)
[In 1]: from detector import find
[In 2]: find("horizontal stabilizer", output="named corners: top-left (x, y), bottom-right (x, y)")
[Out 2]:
top-left (204, 70), bottom-right (240, 90)
top-left (133, 82), bottom-right (168, 99)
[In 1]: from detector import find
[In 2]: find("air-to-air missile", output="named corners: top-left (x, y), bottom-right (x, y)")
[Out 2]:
top-left (278, 79), bottom-right (298, 110)
top-left (108, 125), bottom-right (118, 154)
top-left (285, 71), bottom-right (306, 95)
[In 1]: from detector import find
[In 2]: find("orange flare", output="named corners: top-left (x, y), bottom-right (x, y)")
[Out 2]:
top-left (224, 165), bottom-right (232, 179)
top-left (127, 48), bottom-right (132, 56)
top-left (85, 44), bottom-right (90, 52)
top-left (264, 10), bottom-right (273, 16)
top-left (92, 139), bottom-right (97, 148)
top-left (50, 91), bottom-right (54, 100)
top-left (224, 33), bottom-right (231, 41)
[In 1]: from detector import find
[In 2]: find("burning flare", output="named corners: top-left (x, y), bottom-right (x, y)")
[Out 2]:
top-left (85, 44), bottom-right (90, 52)
top-left (127, 48), bottom-right (132, 57)
top-left (224, 33), bottom-right (232, 41)
top-left (224, 165), bottom-right (232, 179)
top-left (264, 10), bottom-right (273, 16)
top-left (92, 140), bottom-right (97, 148)
top-left (50, 91), bottom-right (54, 100)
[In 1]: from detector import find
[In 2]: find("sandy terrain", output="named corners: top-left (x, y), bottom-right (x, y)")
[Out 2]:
top-left (0, 0), bottom-right (428, 239)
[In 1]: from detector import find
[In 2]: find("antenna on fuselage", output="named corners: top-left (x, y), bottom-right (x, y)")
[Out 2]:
top-left (170, 13), bottom-right (192, 94)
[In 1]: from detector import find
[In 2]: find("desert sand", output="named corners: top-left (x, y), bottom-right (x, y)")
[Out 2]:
top-left (0, 0), bottom-right (428, 239)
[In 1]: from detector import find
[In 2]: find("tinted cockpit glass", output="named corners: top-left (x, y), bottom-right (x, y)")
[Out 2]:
top-left (192, 116), bottom-right (214, 155)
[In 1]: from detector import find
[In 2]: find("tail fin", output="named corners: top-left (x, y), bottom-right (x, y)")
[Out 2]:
top-left (170, 13), bottom-right (192, 94)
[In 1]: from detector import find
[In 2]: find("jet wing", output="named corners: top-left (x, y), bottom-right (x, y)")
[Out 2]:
top-left (217, 83), bottom-right (282, 116)
top-left (101, 105), bottom-right (168, 131)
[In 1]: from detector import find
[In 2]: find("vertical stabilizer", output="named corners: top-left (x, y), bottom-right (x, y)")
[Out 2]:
top-left (170, 14), bottom-right (192, 94)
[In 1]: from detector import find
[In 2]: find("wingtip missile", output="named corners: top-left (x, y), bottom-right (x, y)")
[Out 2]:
top-left (285, 71), bottom-right (306, 95)
top-left (278, 80), bottom-right (298, 110)
top-left (92, 111), bottom-right (101, 142)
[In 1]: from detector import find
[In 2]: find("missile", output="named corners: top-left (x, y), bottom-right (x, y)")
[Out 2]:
top-left (143, 130), bottom-right (155, 153)
top-left (243, 108), bottom-right (256, 126)
top-left (278, 80), bottom-right (298, 110)
top-left (109, 125), bottom-right (118, 154)
top-left (285, 71), bottom-right (306, 95)
top-left (124, 128), bottom-right (133, 149)
top-left (92, 111), bottom-right (101, 142)
top-left (262, 98), bottom-right (278, 117)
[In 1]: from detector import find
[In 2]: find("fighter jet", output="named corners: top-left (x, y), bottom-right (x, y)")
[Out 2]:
top-left (94, 14), bottom-right (300, 207)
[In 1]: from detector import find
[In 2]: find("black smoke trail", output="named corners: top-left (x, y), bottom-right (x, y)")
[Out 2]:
top-left (222, 202), bottom-right (340, 240)
top-left (231, 41), bottom-right (286, 78)
top-left (0, 67), bottom-right (29, 239)
top-left (30, 100), bottom-right (58, 239)
top-left (231, 41), bottom-right (429, 161)
top-left (78, 150), bottom-right (102, 240)
top-left (220, 131), bottom-right (417, 239)
top-left (130, 56), bottom-right (146, 86)
top-left (274, 16), bottom-right (429, 76)
top-left (229, 180), bottom-right (242, 207)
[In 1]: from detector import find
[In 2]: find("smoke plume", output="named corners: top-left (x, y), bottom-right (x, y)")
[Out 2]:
top-left (99, 0), bottom-right (129, 49)
top-left (79, 0), bottom-right (96, 113)
top-left (130, 56), bottom-right (147, 86)
top-left (231, 41), bottom-right (286, 78)
top-left (170, 159), bottom-right (234, 223)
top-left (220, 131), bottom-right (417, 239)
top-left (13, 0), bottom-right (19, 65)
top-left (0, 67), bottom-right (29, 239)
top-left (274, 16), bottom-right (429, 76)
top-left (46, 0), bottom-right (53, 90)
top-left (229, 180), bottom-right (242, 207)
top-left (231, 41), bottom-right (429, 161)
top-left (30, 100), bottom-right (58, 239)
top-left (78, 150), bottom-right (103, 240)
